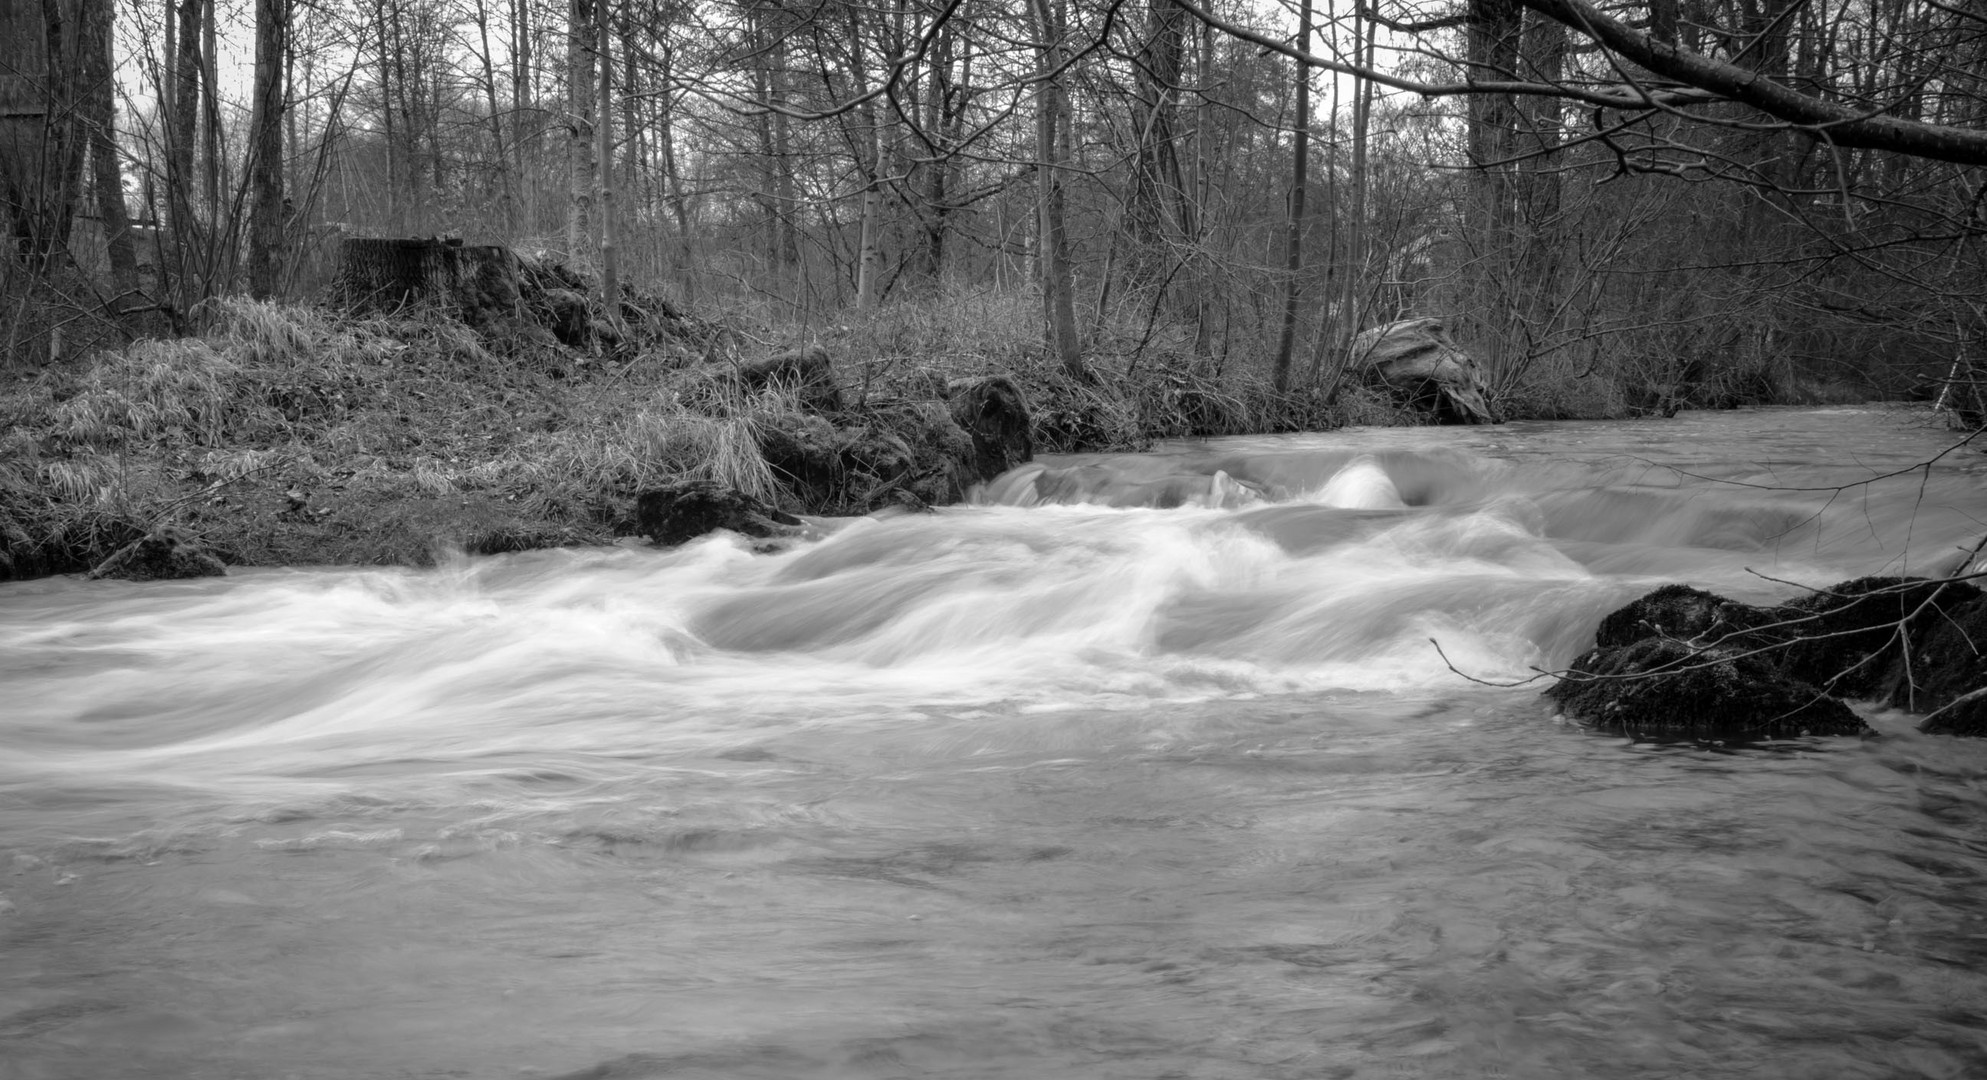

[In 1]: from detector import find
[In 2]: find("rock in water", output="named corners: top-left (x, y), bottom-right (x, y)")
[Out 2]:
top-left (1776, 576), bottom-right (1980, 697)
top-left (946, 375), bottom-right (1035, 483)
top-left (634, 481), bottom-right (801, 547)
top-left (87, 528), bottom-right (227, 582)
top-left (1885, 592), bottom-right (1987, 735)
top-left (1350, 317), bottom-right (1497, 424)
top-left (1547, 638), bottom-right (1869, 740)
top-left (1574, 574), bottom-right (1987, 738)
top-left (1548, 582), bottom-right (1873, 740)
top-left (1592, 583), bottom-right (1780, 649)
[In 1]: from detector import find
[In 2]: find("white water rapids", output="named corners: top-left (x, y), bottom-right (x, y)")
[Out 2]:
top-left (3, 407), bottom-right (1986, 1079)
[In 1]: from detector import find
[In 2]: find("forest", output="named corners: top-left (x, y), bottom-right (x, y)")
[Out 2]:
top-left (2, 0), bottom-right (1986, 572)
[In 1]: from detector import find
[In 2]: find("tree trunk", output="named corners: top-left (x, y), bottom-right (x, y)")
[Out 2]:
top-left (1518, 11), bottom-right (1565, 283)
top-left (658, 44), bottom-right (695, 301)
top-left (848, 3), bottom-right (884, 308)
top-left (376, 0), bottom-right (399, 229)
top-left (568, 0), bottom-right (596, 258)
top-left (1028, 0), bottom-right (1085, 380)
top-left (200, 0), bottom-right (219, 222)
top-left (81, 0), bottom-right (134, 301)
top-left (1130, 0), bottom-right (1192, 255)
top-left (596, 0), bottom-right (621, 334)
top-left (510, 0), bottom-right (533, 225)
top-left (1344, 6), bottom-right (1375, 343)
top-left (1466, 0), bottom-right (1525, 374)
top-left (1271, 0), bottom-right (1313, 392)
top-left (168, 0), bottom-right (200, 242)
top-left (1470, 0), bottom-right (1526, 215)
top-left (918, 22), bottom-right (954, 282)
top-left (247, 0), bottom-right (288, 299)
top-left (474, 0), bottom-right (515, 231)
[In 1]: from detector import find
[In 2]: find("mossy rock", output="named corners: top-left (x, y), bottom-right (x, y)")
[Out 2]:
top-left (634, 480), bottom-right (800, 547)
top-left (946, 375), bottom-right (1034, 484)
top-left (1779, 576), bottom-right (1981, 697)
top-left (1547, 637), bottom-right (1869, 740)
top-left (1593, 583), bottom-right (1784, 650)
top-left (758, 414), bottom-right (846, 509)
top-left (735, 346), bottom-right (842, 414)
top-left (849, 401), bottom-right (977, 509)
top-left (1886, 593), bottom-right (1987, 735)
top-left (87, 527), bottom-right (227, 582)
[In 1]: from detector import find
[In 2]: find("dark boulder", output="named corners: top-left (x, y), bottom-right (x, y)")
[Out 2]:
top-left (1547, 637), bottom-right (1870, 740)
top-left (1778, 576), bottom-right (1981, 697)
top-left (946, 375), bottom-right (1035, 484)
top-left (740, 368), bottom-right (1029, 515)
top-left (734, 346), bottom-right (842, 413)
top-left (756, 403), bottom-right (979, 514)
top-left (851, 402), bottom-right (979, 509)
top-left (1593, 583), bottom-right (1781, 650)
top-left (87, 527), bottom-right (227, 582)
top-left (634, 481), bottom-right (800, 547)
top-left (1885, 593), bottom-right (1987, 735)
top-left (1553, 575), bottom-right (1987, 740)
top-left (757, 414), bottom-right (846, 508)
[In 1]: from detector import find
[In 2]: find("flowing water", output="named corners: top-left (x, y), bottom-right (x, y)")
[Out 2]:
top-left (4, 407), bottom-right (1987, 1080)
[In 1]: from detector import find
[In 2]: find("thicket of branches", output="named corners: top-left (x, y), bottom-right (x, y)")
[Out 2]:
top-left (4, 0), bottom-right (1985, 416)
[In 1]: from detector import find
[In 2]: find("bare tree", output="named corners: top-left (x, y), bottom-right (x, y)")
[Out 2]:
top-left (249, 0), bottom-right (290, 299)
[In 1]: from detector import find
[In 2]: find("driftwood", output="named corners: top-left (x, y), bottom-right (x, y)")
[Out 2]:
top-left (1350, 317), bottom-right (1497, 424)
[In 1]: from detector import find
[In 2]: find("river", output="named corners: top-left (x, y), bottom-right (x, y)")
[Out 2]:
top-left (2, 406), bottom-right (1985, 1079)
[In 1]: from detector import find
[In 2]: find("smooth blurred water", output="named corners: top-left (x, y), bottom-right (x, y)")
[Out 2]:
top-left (3, 406), bottom-right (1986, 1080)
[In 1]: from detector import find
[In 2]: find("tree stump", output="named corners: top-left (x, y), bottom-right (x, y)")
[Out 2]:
top-left (331, 237), bottom-right (522, 323)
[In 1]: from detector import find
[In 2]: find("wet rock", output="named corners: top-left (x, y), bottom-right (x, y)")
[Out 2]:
top-left (1886, 593), bottom-right (1987, 735)
top-left (1778, 576), bottom-right (1981, 697)
top-left (1547, 637), bottom-right (1870, 740)
top-left (1553, 576), bottom-right (1987, 740)
top-left (1350, 317), bottom-right (1497, 425)
top-left (947, 375), bottom-right (1035, 483)
top-left (634, 480), bottom-right (800, 547)
top-left (734, 346), bottom-right (842, 413)
top-left (1593, 583), bottom-right (1782, 650)
top-left (87, 527), bottom-right (227, 582)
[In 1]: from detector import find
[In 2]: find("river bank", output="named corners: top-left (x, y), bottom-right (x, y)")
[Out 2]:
top-left (0, 291), bottom-right (1390, 579)
top-left (0, 290), bottom-right (1877, 579)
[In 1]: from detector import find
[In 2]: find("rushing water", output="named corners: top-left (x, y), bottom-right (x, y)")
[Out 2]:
top-left (4, 407), bottom-right (1987, 1080)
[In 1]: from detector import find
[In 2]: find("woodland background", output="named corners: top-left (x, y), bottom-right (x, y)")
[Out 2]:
top-left (4, 0), bottom-right (1986, 414)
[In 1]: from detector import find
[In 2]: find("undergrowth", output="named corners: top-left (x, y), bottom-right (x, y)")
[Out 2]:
top-left (0, 296), bottom-right (781, 576)
top-left (8, 281), bottom-right (1849, 579)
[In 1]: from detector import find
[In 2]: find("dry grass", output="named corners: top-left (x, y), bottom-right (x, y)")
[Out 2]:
top-left (0, 287), bottom-right (840, 576)
top-left (0, 284), bottom-right (1526, 578)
